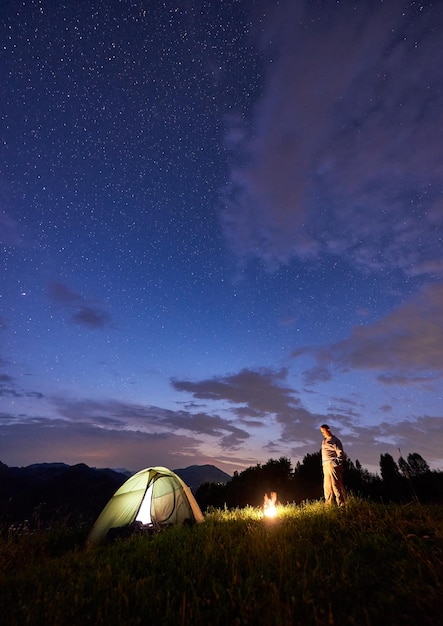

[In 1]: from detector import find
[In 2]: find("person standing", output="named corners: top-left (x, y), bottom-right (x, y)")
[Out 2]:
top-left (320, 424), bottom-right (346, 506)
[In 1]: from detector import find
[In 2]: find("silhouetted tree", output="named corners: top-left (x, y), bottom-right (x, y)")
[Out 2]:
top-left (260, 457), bottom-right (296, 503)
top-left (380, 453), bottom-right (400, 483)
top-left (195, 481), bottom-right (227, 511)
top-left (199, 451), bottom-right (441, 511)
top-left (407, 453), bottom-right (430, 477)
top-left (224, 463), bottom-right (264, 508)
top-left (217, 457), bottom-right (297, 508)
top-left (397, 452), bottom-right (440, 503)
top-left (398, 456), bottom-right (410, 478)
top-left (379, 453), bottom-right (411, 501)
top-left (343, 457), bottom-right (379, 499)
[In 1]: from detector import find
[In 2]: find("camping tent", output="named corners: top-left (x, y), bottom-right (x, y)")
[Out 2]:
top-left (87, 466), bottom-right (204, 545)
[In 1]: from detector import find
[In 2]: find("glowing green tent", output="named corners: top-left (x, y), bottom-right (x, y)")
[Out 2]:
top-left (87, 466), bottom-right (204, 545)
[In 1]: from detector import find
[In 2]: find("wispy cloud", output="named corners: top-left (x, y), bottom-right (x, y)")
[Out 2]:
top-left (0, 373), bottom-right (44, 399)
top-left (0, 417), bottom-right (203, 472)
top-left (48, 281), bottom-right (112, 329)
top-left (296, 282), bottom-right (443, 383)
top-left (50, 396), bottom-right (249, 450)
top-left (1, 371), bottom-right (442, 472)
top-left (222, 1), bottom-right (443, 275)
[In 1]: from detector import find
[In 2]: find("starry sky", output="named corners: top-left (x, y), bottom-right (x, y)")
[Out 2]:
top-left (1, 0), bottom-right (443, 476)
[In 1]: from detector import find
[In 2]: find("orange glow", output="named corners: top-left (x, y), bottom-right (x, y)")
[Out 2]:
top-left (263, 491), bottom-right (277, 519)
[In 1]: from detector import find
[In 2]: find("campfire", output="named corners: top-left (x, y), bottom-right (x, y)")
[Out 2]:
top-left (263, 491), bottom-right (277, 519)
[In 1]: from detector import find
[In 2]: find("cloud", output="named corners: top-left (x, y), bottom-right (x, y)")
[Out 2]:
top-left (0, 391), bottom-right (253, 470)
top-left (373, 415), bottom-right (443, 465)
top-left (344, 414), bottom-right (443, 471)
top-left (0, 418), bottom-right (204, 472)
top-left (282, 410), bottom-right (443, 473)
top-left (302, 365), bottom-right (332, 387)
top-left (221, 1), bottom-right (443, 274)
top-left (172, 368), bottom-right (324, 451)
top-left (48, 281), bottom-right (112, 328)
top-left (72, 306), bottom-right (111, 328)
top-left (380, 404), bottom-right (393, 413)
top-left (331, 284), bottom-right (443, 381)
top-left (0, 389), bottom-right (43, 399)
top-left (1, 378), bottom-right (442, 473)
top-left (300, 282), bottom-right (443, 382)
top-left (0, 373), bottom-right (44, 399)
top-left (172, 367), bottom-right (300, 421)
top-left (50, 396), bottom-right (249, 450)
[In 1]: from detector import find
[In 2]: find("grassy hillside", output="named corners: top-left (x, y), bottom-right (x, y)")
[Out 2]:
top-left (0, 499), bottom-right (442, 625)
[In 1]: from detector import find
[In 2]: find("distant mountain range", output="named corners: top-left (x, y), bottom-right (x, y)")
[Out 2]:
top-left (109, 463), bottom-right (232, 491)
top-left (0, 461), bottom-right (232, 527)
top-left (173, 464), bottom-right (231, 492)
top-left (105, 463), bottom-right (232, 491)
top-left (4, 461), bottom-right (231, 488)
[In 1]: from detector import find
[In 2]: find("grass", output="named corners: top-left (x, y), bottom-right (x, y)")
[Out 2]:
top-left (0, 498), bottom-right (442, 625)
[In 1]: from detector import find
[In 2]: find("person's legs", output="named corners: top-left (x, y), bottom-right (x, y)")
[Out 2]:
top-left (331, 465), bottom-right (346, 506)
top-left (323, 464), bottom-right (335, 505)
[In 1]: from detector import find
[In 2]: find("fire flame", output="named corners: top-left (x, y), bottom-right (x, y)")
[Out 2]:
top-left (263, 491), bottom-right (277, 519)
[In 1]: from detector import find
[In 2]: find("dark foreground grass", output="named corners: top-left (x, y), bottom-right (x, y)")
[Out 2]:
top-left (0, 499), bottom-right (442, 626)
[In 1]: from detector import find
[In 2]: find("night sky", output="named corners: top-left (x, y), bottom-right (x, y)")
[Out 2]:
top-left (2, 0), bottom-right (442, 475)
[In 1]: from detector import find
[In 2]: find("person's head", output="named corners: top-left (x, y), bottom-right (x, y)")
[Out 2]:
top-left (320, 424), bottom-right (332, 439)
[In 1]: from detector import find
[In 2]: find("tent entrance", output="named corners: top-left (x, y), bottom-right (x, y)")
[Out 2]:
top-left (135, 483), bottom-right (153, 524)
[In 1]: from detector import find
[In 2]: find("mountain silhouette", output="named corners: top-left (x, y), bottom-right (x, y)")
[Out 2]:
top-left (173, 464), bottom-right (231, 492)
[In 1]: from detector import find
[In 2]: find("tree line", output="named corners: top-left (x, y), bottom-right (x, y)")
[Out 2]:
top-left (195, 452), bottom-right (443, 510)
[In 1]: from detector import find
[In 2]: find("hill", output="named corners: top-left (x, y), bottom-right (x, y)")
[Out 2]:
top-left (173, 464), bottom-right (231, 492)
top-left (0, 461), bottom-right (127, 528)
